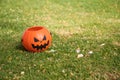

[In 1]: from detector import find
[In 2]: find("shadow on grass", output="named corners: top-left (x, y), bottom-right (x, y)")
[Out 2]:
top-left (15, 42), bottom-right (27, 52)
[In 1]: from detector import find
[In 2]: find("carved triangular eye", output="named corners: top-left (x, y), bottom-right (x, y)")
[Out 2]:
top-left (34, 37), bottom-right (39, 42)
top-left (43, 35), bottom-right (46, 40)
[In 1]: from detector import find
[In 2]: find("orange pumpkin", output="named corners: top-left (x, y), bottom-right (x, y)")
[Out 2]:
top-left (21, 26), bottom-right (52, 52)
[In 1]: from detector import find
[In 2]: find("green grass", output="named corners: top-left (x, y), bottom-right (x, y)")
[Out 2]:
top-left (0, 0), bottom-right (120, 80)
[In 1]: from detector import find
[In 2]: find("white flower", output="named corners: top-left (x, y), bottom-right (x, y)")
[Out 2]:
top-left (21, 71), bottom-right (25, 75)
top-left (62, 70), bottom-right (65, 73)
top-left (88, 51), bottom-right (93, 54)
top-left (76, 48), bottom-right (80, 53)
top-left (100, 43), bottom-right (105, 46)
top-left (77, 54), bottom-right (84, 58)
top-left (49, 49), bottom-right (56, 53)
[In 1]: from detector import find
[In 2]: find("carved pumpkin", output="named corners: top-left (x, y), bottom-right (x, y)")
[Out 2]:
top-left (21, 26), bottom-right (52, 52)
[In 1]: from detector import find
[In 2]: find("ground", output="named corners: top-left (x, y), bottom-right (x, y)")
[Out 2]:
top-left (0, 0), bottom-right (120, 80)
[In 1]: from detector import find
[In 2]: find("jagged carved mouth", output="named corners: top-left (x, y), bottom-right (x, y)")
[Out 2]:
top-left (31, 40), bottom-right (49, 50)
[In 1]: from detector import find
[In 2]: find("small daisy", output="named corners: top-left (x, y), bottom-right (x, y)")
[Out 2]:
top-left (88, 51), bottom-right (93, 54)
top-left (21, 71), bottom-right (25, 75)
top-left (76, 48), bottom-right (80, 53)
top-left (77, 54), bottom-right (84, 58)
top-left (100, 43), bottom-right (105, 46)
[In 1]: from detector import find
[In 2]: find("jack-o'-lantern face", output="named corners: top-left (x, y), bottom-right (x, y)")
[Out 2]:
top-left (31, 35), bottom-right (49, 50)
top-left (21, 26), bottom-right (52, 52)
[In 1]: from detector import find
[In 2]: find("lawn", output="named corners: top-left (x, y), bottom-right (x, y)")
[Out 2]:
top-left (0, 0), bottom-right (120, 80)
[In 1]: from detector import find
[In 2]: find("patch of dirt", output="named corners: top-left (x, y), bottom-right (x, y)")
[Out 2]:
top-left (54, 27), bottom-right (85, 37)
top-left (105, 18), bottom-right (120, 23)
top-left (113, 41), bottom-right (120, 47)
